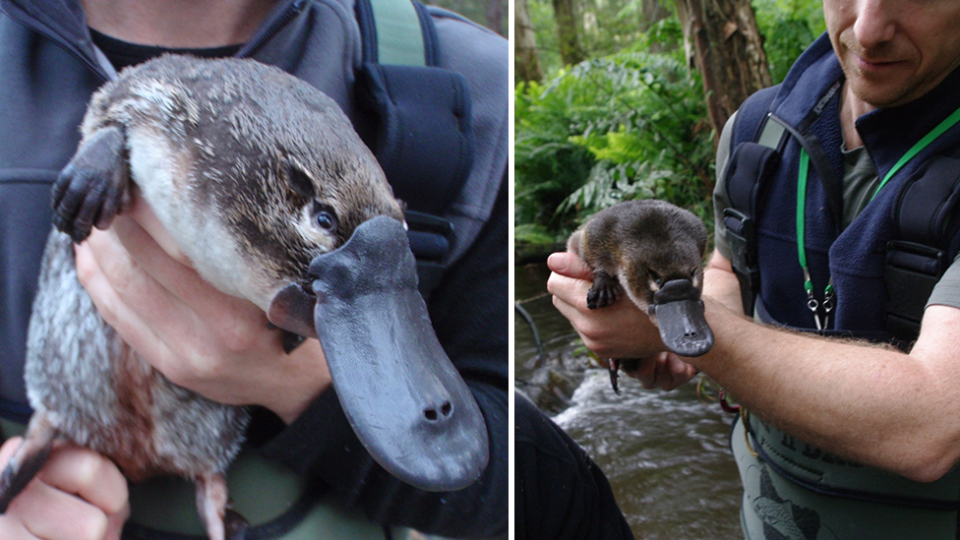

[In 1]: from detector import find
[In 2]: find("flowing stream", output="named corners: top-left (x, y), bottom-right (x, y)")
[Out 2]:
top-left (515, 262), bottom-right (743, 539)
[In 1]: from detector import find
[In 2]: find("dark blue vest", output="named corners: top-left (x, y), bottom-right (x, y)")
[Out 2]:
top-left (729, 33), bottom-right (960, 342)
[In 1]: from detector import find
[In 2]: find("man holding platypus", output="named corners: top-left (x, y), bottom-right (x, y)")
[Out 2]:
top-left (551, 0), bottom-right (960, 537)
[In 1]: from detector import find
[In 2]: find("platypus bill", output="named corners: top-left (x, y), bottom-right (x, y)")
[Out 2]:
top-left (0, 55), bottom-right (487, 540)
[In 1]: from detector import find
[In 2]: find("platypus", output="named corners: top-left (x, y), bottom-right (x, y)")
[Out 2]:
top-left (0, 55), bottom-right (488, 540)
top-left (567, 199), bottom-right (714, 393)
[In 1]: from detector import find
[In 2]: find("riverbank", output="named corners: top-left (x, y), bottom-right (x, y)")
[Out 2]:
top-left (515, 261), bottom-right (743, 538)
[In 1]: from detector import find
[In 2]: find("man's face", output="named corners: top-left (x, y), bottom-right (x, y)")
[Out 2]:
top-left (825, 0), bottom-right (960, 109)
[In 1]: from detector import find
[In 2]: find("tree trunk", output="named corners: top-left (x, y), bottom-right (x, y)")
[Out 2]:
top-left (486, 0), bottom-right (505, 36)
top-left (674, 0), bottom-right (771, 146)
top-left (515, 0), bottom-right (544, 83)
top-left (552, 0), bottom-right (585, 66)
top-left (640, 0), bottom-right (668, 31)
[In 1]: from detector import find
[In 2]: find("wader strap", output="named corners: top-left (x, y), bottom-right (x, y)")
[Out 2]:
top-left (354, 0), bottom-right (475, 300)
top-left (724, 88), bottom-right (783, 316)
top-left (886, 156), bottom-right (960, 340)
top-left (723, 142), bottom-right (779, 316)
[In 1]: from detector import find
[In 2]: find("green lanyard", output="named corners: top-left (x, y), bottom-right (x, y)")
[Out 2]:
top-left (796, 105), bottom-right (960, 330)
top-left (796, 150), bottom-right (834, 330)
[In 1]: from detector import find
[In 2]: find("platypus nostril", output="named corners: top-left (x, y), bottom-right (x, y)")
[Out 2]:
top-left (424, 402), bottom-right (453, 421)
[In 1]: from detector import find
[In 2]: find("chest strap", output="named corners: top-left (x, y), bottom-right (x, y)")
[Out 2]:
top-left (725, 93), bottom-right (960, 341)
top-left (354, 0), bottom-right (474, 300)
top-left (886, 155), bottom-right (960, 338)
top-left (723, 139), bottom-right (780, 317)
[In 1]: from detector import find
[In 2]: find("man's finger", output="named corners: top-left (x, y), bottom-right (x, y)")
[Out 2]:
top-left (547, 273), bottom-right (592, 311)
top-left (74, 235), bottom-right (174, 365)
top-left (547, 251), bottom-right (593, 280)
top-left (6, 477), bottom-right (110, 540)
top-left (123, 194), bottom-right (189, 265)
top-left (110, 214), bottom-right (264, 327)
top-left (37, 446), bottom-right (129, 517)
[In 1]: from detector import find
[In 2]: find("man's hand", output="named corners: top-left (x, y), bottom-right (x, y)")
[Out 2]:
top-left (547, 251), bottom-right (662, 359)
top-left (0, 438), bottom-right (129, 540)
top-left (74, 195), bottom-right (331, 424)
top-left (547, 251), bottom-right (698, 389)
top-left (622, 352), bottom-right (698, 391)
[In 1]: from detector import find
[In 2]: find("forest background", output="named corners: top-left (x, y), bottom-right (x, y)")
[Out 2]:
top-left (515, 0), bottom-right (826, 255)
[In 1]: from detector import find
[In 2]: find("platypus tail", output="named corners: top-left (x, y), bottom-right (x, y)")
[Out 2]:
top-left (0, 411), bottom-right (62, 512)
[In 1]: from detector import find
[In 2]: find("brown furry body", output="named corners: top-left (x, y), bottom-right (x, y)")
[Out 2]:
top-left (567, 199), bottom-right (709, 393)
top-left (567, 199), bottom-right (708, 313)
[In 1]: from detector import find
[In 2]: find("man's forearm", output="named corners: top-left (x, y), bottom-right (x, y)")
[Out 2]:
top-left (690, 299), bottom-right (960, 482)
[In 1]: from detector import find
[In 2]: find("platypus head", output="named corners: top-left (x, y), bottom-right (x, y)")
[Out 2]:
top-left (619, 239), bottom-right (705, 312)
top-left (614, 200), bottom-right (713, 357)
top-left (76, 56), bottom-right (487, 492)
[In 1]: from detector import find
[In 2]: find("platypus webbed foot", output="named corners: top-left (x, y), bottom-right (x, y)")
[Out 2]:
top-left (52, 125), bottom-right (128, 243)
top-left (587, 271), bottom-right (621, 309)
top-left (0, 413), bottom-right (61, 513)
top-left (608, 359), bottom-right (621, 395)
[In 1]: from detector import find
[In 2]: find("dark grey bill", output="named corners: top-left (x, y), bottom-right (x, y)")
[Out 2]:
top-left (270, 216), bottom-right (488, 491)
top-left (648, 279), bottom-right (715, 357)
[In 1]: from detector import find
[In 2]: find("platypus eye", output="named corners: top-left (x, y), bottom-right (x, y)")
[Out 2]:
top-left (312, 202), bottom-right (339, 233)
top-left (650, 270), bottom-right (662, 286)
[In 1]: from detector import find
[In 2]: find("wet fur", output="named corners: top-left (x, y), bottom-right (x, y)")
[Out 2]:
top-left (567, 200), bottom-right (708, 394)
top-left (568, 199), bottom-right (707, 314)
top-left (1, 56), bottom-right (404, 540)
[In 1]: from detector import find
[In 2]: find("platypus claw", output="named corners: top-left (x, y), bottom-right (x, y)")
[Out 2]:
top-left (224, 507), bottom-right (249, 540)
top-left (0, 413), bottom-right (60, 514)
top-left (587, 271), bottom-right (621, 310)
top-left (608, 359), bottom-right (621, 395)
top-left (52, 125), bottom-right (128, 243)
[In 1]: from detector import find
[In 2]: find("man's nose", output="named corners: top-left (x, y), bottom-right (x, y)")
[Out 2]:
top-left (852, 0), bottom-right (897, 50)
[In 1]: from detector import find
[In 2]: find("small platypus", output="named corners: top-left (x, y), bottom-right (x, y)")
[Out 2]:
top-left (567, 199), bottom-right (714, 393)
top-left (0, 55), bottom-right (488, 540)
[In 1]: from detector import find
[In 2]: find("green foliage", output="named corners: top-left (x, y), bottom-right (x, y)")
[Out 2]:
top-left (515, 76), bottom-right (599, 232)
top-left (529, 0), bottom-right (563, 74)
top-left (529, 0), bottom-right (660, 74)
top-left (515, 49), bottom-right (714, 239)
top-left (515, 223), bottom-right (557, 245)
top-left (754, 0), bottom-right (825, 83)
top-left (516, 0), bottom-right (824, 244)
